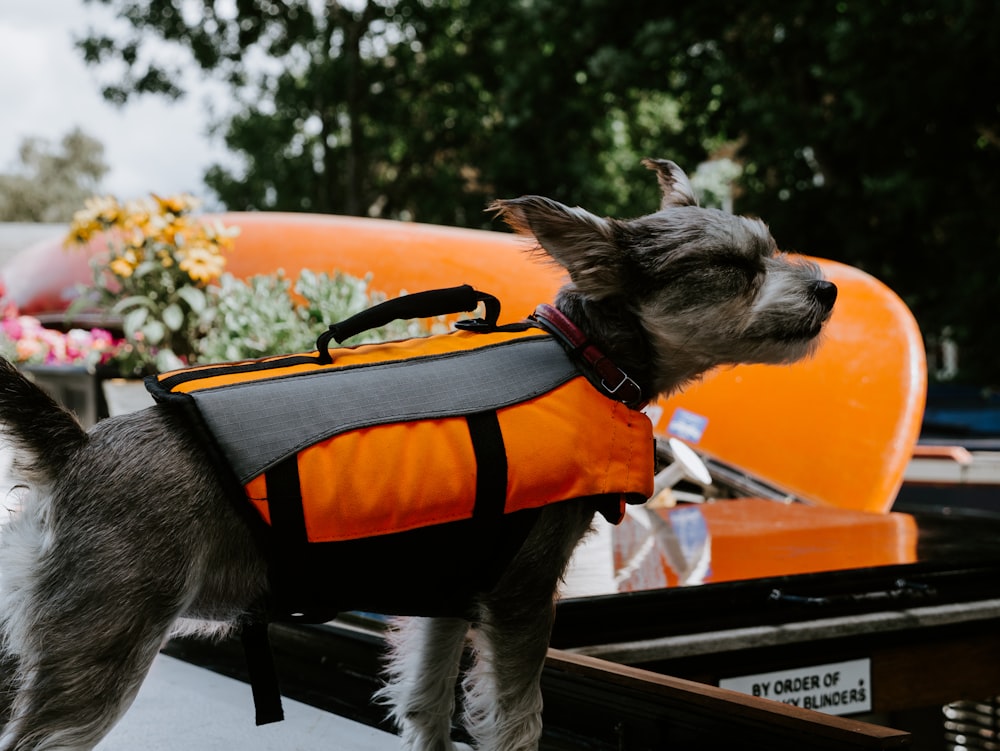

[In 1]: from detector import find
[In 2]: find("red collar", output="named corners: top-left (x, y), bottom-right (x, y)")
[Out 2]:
top-left (530, 304), bottom-right (646, 409)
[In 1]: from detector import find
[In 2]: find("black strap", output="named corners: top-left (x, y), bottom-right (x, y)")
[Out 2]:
top-left (265, 458), bottom-right (308, 546)
top-left (239, 458), bottom-right (309, 726)
top-left (316, 285), bottom-right (502, 363)
top-left (240, 618), bottom-right (285, 725)
top-left (150, 354), bottom-right (319, 394)
top-left (264, 457), bottom-right (315, 613)
top-left (466, 411), bottom-right (508, 519)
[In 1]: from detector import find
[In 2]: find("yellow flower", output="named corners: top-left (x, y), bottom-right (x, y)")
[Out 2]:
top-left (62, 190), bottom-right (238, 374)
top-left (65, 195), bottom-right (122, 246)
top-left (202, 219), bottom-right (240, 250)
top-left (64, 220), bottom-right (101, 246)
top-left (121, 200), bottom-right (152, 233)
top-left (83, 195), bottom-right (122, 225)
top-left (153, 193), bottom-right (199, 216)
top-left (109, 256), bottom-right (136, 278)
top-left (178, 245), bottom-right (226, 283)
top-left (167, 219), bottom-right (194, 247)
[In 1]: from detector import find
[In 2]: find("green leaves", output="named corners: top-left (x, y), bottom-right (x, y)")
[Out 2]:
top-left (161, 303), bottom-right (184, 332)
top-left (74, 0), bottom-right (1000, 382)
top-left (175, 285), bottom-right (207, 314)
top-left (194, 269), bottom-right (438, 364)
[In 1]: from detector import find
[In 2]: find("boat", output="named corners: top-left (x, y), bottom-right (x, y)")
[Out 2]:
top-left (6, 212), bottom-right (1000, 748)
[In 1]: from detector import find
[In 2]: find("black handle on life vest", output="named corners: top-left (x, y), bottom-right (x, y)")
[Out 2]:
top-left (316, 284), bottom-right (501, 364)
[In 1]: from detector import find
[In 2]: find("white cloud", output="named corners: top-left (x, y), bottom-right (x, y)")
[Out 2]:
top-left (0, 0), bottom-right (234, 204)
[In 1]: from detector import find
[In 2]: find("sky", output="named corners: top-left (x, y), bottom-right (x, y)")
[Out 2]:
top-left (0, 0), bottom-right (231, 203)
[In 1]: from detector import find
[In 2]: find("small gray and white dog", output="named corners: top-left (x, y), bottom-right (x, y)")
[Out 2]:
top-left (0, 159), bottom-right (835, 751)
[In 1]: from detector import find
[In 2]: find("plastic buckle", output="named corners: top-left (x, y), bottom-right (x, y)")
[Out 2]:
top-left (454, 318), bottom-right (493, 332)
top-left (601, 368), bottom-right (641, 403)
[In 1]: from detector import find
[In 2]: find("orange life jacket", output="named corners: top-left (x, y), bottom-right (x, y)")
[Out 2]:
top-left (146, 288), bottom-right (655, 727)
top-left (148, 325), bottom-right (654, 543)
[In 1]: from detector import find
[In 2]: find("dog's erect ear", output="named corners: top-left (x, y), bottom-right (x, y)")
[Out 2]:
top-left (489, 196), bottom-right (623, 299)
top-left (643, 158), bottom-right (698, 209)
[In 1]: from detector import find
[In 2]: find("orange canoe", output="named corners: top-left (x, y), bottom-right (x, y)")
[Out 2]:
top-left (3, 212), bottom-right (925, 520)
top-left (216, 213), bottom-right (926, 516)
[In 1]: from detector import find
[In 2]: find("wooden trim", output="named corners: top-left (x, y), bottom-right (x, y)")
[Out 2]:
top-left (546, 649), bottom-right (911, 749)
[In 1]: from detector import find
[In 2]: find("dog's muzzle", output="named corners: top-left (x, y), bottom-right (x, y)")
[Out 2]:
top-left (811, 279), bottom-right (838, 314)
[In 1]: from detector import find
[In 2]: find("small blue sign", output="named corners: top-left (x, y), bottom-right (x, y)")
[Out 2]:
top-left (667, 407), bottom-right (709, 443)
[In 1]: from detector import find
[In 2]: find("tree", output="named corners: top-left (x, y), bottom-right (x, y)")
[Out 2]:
top-left (0, 128), bottom-right (108, 222)
top-left (76, 1), bottom-right (633, 226)
top-left (587, 1), bottom-right (1000, 384)
top-left (78, 0), bottom-right (1000, 383)
top-left (78, 0), bottom-right (500, 223)
top-left (494, 0), bottom-right (999, 383)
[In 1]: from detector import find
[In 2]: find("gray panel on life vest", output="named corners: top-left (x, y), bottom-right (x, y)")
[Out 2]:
top-left (191, 335), bottom-right (579, 484)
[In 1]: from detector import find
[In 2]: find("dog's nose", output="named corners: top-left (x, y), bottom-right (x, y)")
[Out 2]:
top-left (811, 280), bottom-right (838, 311)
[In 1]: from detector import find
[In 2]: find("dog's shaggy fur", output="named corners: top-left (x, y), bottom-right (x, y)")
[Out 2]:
top-left (0, 159), bottom-right (835, 751)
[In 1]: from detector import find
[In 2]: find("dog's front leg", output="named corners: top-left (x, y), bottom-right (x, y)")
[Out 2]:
top-left (463, 602), bottom-right (553, 751)
top-left (377, 616), bottom-right (469, 751)
top-left (463, 503), bottom-right (596, 751)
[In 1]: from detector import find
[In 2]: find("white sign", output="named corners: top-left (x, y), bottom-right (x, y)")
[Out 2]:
top-left (719, 658), bottom-right (871, 716)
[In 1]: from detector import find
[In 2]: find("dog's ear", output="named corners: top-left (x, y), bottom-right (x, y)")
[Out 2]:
top-left (489, 196), bottom-right (623, 299)
top-left (643, 158), bottom-right (699, 209)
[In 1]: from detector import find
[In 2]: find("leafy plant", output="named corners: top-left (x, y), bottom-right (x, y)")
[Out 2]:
top-left (195, 269), bottom-right (441, 364)
top-left (65, 193), bottom-right (237, 374)
top-left (62, 192), bottom-right (443, 375)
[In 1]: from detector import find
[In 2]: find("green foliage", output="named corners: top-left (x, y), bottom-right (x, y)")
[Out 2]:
top-left (195, 272), bottom-right (305, 362)
top-left (657, 2), bottom-right (1000, 385)
top-left (0, 128), bottom-right (108, 222)
top-left (195, 269), bottom-right (438, 363)
top-left (75, 1), bottom-right (635, 225)
top-left (78, 0), bottom-right (1000, 383)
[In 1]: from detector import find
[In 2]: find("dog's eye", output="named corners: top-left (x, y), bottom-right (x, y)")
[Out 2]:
top-left (650, 252), bottom-right (761, 299)
top-left (672, 261), bottom-right (759, 301)
top-left (717, 257), bottom-right (762, 296)
top-left (725, 267), bottom-right (759, 295)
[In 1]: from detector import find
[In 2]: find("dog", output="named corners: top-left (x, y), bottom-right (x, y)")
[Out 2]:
top-left (0, 158), bottom-right (835, 751)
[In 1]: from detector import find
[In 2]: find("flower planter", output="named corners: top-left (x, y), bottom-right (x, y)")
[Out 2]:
top-left (101, 377), bottom-right (154, 417)
top-left (20, 365), bottom-right (103, 428)
top-left (19, 366), bottom-right (154, 427)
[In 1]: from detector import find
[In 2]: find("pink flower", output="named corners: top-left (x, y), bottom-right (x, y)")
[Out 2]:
top-left (0, 300), bottom-right (131, 367)
top-left (2, 317), bottom-right (23, 341)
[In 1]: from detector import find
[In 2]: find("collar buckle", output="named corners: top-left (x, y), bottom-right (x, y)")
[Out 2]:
top-left (602, 368), bottom-right (641, 400)
top-left (596, 359), bottom-right (644, 408)
top-left (530, 304), bottom-right (646, 409)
